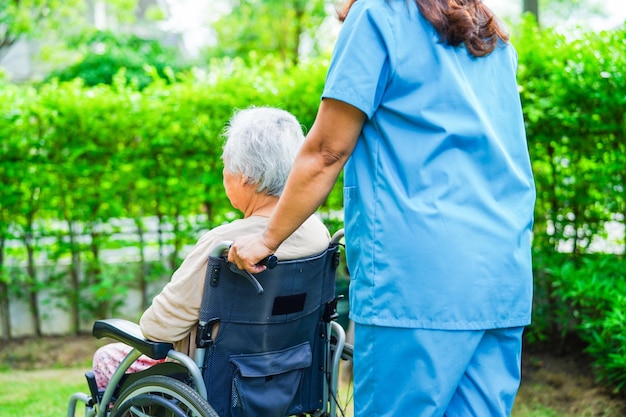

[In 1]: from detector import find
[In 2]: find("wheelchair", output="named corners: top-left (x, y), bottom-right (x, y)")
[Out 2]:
top-left (67, 229), bottom-right (353, 417)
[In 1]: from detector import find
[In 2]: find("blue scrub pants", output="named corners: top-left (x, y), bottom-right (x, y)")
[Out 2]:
top-left (353, 324), bottom-right (524, 417)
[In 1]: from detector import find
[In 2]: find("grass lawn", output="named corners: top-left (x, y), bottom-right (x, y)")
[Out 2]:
top-left (0, 367), bottom-right (568, 417)
top-left (1, 358), bottom-right (623, 417)
top-left (0, 368), bottom-right (87, 417)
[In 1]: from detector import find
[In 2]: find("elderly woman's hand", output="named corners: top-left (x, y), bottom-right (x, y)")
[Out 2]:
top-left (228, 233), bottom-right (275, 274)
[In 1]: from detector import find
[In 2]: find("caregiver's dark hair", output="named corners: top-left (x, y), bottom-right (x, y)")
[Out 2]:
top-left (337, 0), bottom-right (509, 57)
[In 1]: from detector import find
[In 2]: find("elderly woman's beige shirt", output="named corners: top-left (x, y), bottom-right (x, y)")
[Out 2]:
top-left (139, 215), bottom-right (330, 357)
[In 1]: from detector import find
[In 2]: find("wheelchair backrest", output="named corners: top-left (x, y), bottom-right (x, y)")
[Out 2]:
top-left (198, 243), bottom-right (340, 417)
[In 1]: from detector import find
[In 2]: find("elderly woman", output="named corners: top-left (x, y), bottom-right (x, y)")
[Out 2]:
top-left (93, 107), bottom-right (330, 390)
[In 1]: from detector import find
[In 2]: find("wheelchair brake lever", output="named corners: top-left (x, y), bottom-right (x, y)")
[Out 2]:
top-left (227, 264), bottom-right (264, 295)
top-left (214, 241), bottom-right (277, 295)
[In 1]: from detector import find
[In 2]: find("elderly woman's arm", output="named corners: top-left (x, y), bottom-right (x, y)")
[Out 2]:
top-left (228, 98), bottom-right (365, 272)
top-left (139, 234), bottom-right (216, 343)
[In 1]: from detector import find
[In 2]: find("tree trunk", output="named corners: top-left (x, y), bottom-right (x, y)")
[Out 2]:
top-left (90, 228), bottom-right (107, 318)
top-left (67, 220), bottom-right (82, 336)
top-left (292, 3), bottom-right (304, 66)
top-left (618, 112), bottom-right (626, 258)
top-left (170, 207), bottom-right (182, 272)
top-left (24, 230), bottom-right (42, 337)
top-left (135, 217), bottom-right (149, 311)
top-left (0, 236), bottom-right (11, 340)
top-left (523, 0), bottom-right (540, 25)
top-left (547, 143), bottom-right (560, 252)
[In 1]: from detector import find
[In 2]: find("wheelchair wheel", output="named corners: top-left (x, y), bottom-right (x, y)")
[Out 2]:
top-left (111, 375), bottom-right (218, 417)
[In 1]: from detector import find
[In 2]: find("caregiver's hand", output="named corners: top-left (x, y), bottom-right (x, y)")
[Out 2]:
top-left (228, 232), bottom-right (275, 274)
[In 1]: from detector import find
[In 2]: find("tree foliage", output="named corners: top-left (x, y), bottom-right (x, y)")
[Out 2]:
top-left (0, 0), bottom-right (138, 60)
top-left (514, 16), bottom-right (626, 257)
top-left (46, 30), bottom-right (190, 89)
top-left (522, 0), bottom-right (609, 27)
top-left (1, 0), bottom-right (82, 55)
top-left (205, 0), bottom-right (329, 66)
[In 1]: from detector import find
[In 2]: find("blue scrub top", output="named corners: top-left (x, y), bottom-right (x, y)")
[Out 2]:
top-left (323, 0), bottom-right (536, 330)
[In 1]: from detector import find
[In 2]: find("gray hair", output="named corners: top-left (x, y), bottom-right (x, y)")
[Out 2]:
top-left (222, 107), bottom-right (305, 196)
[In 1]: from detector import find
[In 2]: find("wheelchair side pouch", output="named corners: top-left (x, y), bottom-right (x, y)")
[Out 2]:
top-left (229, 342), bottom-right (312, 417)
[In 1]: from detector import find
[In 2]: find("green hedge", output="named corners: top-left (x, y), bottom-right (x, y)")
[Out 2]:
top-left (0, 58), bottom-right (333, 336)
top-left (1, 18), bottom-right (626, 392)
top-left (515, 17), bottom-right (626, 391)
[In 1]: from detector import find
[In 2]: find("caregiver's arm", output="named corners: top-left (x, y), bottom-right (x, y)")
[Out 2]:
top-left (228, 98), bottom-right (365, 273)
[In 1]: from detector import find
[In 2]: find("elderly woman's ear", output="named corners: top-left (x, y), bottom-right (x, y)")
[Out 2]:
top-left (243, 175), bottom-right (259, 188)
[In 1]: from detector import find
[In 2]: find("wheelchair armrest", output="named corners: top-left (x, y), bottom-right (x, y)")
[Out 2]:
top-left (92, 318), bottom-right (174, 360)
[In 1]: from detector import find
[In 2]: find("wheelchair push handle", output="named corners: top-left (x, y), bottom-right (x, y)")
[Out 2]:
top-left (209, 241), bottom-right (277, 267)
top-left (210, 241), bottom-right (277, 295)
